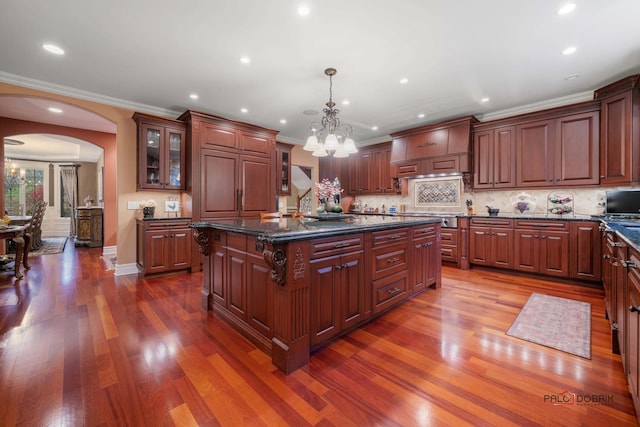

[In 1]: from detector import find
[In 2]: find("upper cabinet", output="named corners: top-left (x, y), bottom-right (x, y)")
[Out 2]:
top-left (595, 75), bottom-right (640, 185)
top-left (276, 142), bottom-right (293, 196)
top-left (471, 101), bottom-right (600, 190)
top-left (133, 112), bottom-right (186, 191)
top-left (390, 116), bottom-right (477, 178)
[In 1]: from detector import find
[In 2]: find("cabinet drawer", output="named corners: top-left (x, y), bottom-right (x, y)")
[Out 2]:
top-left (427, 155), bottom-right (460, 173)
top-left (143, 219), bottom-right (192, 230)
top-left (311, 234), bottom-right (364, 258)
top-left (372, 228), bottom-right (409, 248)
top-left (514, 219), bottom-right (568, 230)
top-left (412, 225), bottom-right (437, 240)
top-left (440, 229), bottom-right (458, 244)
top-left (372, 244), bottom-right (408, 280)
top-left (240, 132), bottom-right (272, 157)
top-left (372, 271), bottom-right (408, 314)
top-left (442, 244), bottom-right (458, 262)
top-left (394, 161), bottom-right (422, 178)
top-left (470, 218), bottom-right (513, 227)
top-left (202, 123), bottom-right (238, 150)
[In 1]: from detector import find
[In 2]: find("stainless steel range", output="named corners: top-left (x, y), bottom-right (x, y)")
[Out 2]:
top-left (398, 211), bottom-right (461, 228)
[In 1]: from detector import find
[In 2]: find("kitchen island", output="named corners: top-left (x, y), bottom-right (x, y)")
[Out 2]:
top-left (191, 215), bottom-right (442, 373)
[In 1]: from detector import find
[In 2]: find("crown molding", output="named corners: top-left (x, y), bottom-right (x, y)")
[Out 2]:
top-left (478, 90), bottom-right (594, 122)
top-left (0, 71), bottom-right (182, 118)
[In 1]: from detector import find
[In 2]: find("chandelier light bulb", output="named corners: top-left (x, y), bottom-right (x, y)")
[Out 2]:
top-left (303, 134), bottom-right (319, 151)
top-left (343, 137), bottom-right (358, 154)
top-left (324, 133), bottom-right (339, 149)
top-left (312, 144), bottom-right (328, 157)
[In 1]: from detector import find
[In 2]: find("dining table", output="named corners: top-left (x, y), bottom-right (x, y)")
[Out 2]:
top-left (8, 215), bottom-right (32, 226)
top-left (0, 225), bottom-right (32, 279)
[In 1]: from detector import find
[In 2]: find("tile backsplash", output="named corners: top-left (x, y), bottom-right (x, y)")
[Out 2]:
top-left (355, 178), bottom-right (627, 217)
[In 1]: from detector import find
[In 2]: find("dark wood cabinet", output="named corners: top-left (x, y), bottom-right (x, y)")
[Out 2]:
top-left (469, 218), bottom-right (514, 269)
top-left (275, 142), bottom-right (293, 195)
top-left (136, 219), bottom-right (192, 276)
top-left (602, 227), bottom-right (624, 356)
top-left (555, 111), bottom-right (600, 186)
top-left (513, 220), bottom-right (569, 277)
top-left (318, 156), bottom-right (349, 195)
top-left (348, 150), bottom-right (372, 194)
top-left (569, 221), bottom-right (601, 282)
top-left (516, 119), bottom-right (555, 187)
top-left (595, 75), bottom-right (640, 185)
top-left (626, 247), bottom-right (640, 416)
top-left (178, 110), bottom-right (278, 221)
top-left (411, 225), bottom-right (440, 294)
top-left (371, 143), bottom-right (395, 193)
top-left (310, 235), bottom-right (366, 346)
top-left (133, 112), bottom-right (186, 191)
top-left (473, 126), bottom-right (516, 189)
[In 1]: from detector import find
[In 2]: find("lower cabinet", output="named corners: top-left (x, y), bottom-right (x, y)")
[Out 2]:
top-left (569, 221), bottom-right (602, 281)
top-left (626, 247), bottom-right (640, 418)
top-left (469, 218), bottom-right (514, 269)
top-left (440, 228), bottom-right (458, 264)
top-left (136, 218), bottom-right (192, 275)
top-left (310, 236), bottom-right (366, 346)
top-left (513, 219), bottom-right (569, 277)
top-left (412, 224), bottom-right (440, 293)
top-left (75, 207), bottom-right (103, 247)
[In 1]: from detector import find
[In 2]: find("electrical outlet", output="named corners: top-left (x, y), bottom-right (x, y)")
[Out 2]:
top-left (128, 201), bottom-right (141, 210)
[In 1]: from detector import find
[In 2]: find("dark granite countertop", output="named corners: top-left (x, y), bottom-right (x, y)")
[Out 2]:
top-left (601, 221), bottom-right (640, 252)
top-left (190, 215), bottom-right (442, 244)
top-left (355, 211), bottom-right (598, 222)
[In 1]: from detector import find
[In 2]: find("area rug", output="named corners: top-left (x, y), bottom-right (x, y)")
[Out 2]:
top-left (506, 293), bottom-right (591, 359)
top-left (28, 237), bottom-right (68, 257)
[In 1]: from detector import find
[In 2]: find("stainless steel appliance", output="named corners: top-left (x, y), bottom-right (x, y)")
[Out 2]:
top-left (399, 212), bottom-right (460, 228)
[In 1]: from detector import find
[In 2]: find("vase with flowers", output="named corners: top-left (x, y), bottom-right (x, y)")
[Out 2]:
top-left (315, 178), bottom-right (343, 213)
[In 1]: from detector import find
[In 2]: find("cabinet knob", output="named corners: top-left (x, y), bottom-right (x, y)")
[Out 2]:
top-left (630, 305), bottom-right (640, 313)
top-left (603, 255), bottom-right (610, 259)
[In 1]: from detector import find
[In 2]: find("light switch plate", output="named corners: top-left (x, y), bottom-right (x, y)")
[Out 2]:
top-left (128, 201), bottom-right (141, 210)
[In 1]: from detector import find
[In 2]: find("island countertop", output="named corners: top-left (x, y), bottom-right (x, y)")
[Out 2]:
top-left (189, 215), bottom-right (443, 244)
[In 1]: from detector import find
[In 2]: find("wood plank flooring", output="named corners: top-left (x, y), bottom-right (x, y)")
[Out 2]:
top-left (0, 242), bottom-right (637, 426)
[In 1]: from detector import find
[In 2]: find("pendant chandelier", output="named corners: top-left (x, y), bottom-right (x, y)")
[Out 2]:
top-left (303, 68), bottom-right (358, 158)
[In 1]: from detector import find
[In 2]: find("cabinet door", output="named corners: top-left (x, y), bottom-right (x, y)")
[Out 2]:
top-left (570, 222), bottom-right (602, 281)
top-left (139, 123), bottom-right (164, 189)
top-left (240, 155), bottom-right (274, 216)
top-left (170, 228), bottom-right (192, 270)
top-left (600, 91), bottom-right (633, 185)
top-left (517, 120), bottom-right (554, 187)
top-left (539, 231), bottom-right (569, 277)
top-left (372, 147), bottom-right (393, 193)
top-left (413, 235), bottom-right (438, 293)
top-left (493, 127), bottom-right (517, 188)
top-left (555, 112), bottom-right (599, 186)
top-left (227, 247), bottom-right (247, 320)
top-left (341, 251), bottom-right (367, 330)
top-left (617, 244), bottom-right (629, 367)
top-left (144, 230), bottom-right (170, 274)
top-left (276, 143), bottom-right (292, 196)
top-left (210, 241), bottom-right (227, 307)
top-left (247, 252), bottom-right (272, 338)
top-left (473, 130), bottom-right (493, 189)
top-left (469, 227), bottom-right (491, 265)
top-left (492, 228), bottom-right (514, 269)
top-left (200, 149), bottom-right (239, 219)
top-left (627, 257), bottom-right (640, 405)
top-left (514, 229), bottom-right (539, 273)
top-left (349, 151), bottom-right (372, 194)
top-left (310, 255), bottom-right (341, 346)
top-left (164, 127), bottom-right (185, 189)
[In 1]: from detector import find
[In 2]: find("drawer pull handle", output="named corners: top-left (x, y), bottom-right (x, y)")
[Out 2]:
top-left (630, 305), bottom-right (640, 313)
top-left (612, 242), bottom-right (624, 247)
top-left (387, 287), bottom-right (401, 295)
top-left (333, 242), bottom-right (350, 249)
top-left (422, 241), bottom-right (433, 247)
top-left (386, 257), bottom-right (400, 264)
top-left (387, 234), bottom-right (402, 240)
top-left (335, 263), bottom-right (349, 270)
top-left (621, 260), bottom-right (637, 268)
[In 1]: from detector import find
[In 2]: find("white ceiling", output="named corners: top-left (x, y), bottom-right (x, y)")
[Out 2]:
top-left (1, 0), bottom-right (640, 155)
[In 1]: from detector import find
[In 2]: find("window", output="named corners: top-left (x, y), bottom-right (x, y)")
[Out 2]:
top-left (3, 167), bottom-right (44, 215)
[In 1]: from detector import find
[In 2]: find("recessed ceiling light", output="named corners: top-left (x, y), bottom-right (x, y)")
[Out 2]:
top-left (558, 3), bottom-right (576, 15)
top-left (240, 56), bottom-right (251, 64)
top-left (418, 113), bottom-right (425, 118)
top-left (564, 74), bottom-right (580, 80)
top-left (48, 107), bottom-right (63, 113)
top-left (190, 93), bottom-right (199, 100)
top-left (280, 119), bottom-right (287, 124)
top-left (371, 126), bottom-right (379, 131)
top-left (480, 97), bottom-right (490, 103)
top-left (562, 46), bottom-right (577, 55)
top-left (399, 78), bottom-right (409, 84)
top-left (297, 5), bottom-right (310, 16)
top-left (342, 100), bottom-right (350, 106)
top-left (42, 43), bottom-right (64, 55)
top-left (241, 108), bottom-right (248, 113)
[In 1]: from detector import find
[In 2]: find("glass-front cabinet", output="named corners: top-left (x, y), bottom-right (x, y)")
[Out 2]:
top-left (276, 142), bottom-right (293, 196)
top-left (133, 112), bottom-right (186, 191)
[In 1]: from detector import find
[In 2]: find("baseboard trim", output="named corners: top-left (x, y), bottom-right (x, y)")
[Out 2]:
top-left (114, 262), bottom-right (139, 277)
top-left (102, 245), bottom-right (117, 257)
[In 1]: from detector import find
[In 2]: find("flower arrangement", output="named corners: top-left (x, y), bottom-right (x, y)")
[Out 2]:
top-left (140, 199), bottom-right (156, 208)
top-left (315, 178), bottom-right (343, 202)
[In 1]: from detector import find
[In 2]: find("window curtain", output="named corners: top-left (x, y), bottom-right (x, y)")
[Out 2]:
top-left (60, 165), bottom-right (78, 237)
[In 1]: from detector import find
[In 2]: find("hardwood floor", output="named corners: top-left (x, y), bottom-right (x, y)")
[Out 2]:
top-left (0, 243), bottom-right (637, 426)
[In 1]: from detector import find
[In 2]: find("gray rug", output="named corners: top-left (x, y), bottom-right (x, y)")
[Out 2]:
top-left (507, 293), bottom-right (591, 359)
top-left (29, 237), bottom-right (68, 257)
